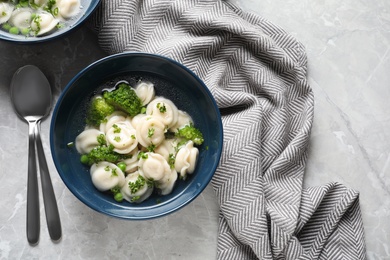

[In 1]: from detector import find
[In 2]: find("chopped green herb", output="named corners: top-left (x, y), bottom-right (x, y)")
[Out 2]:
top-left (147, 143), bottom-right (156, 152)
top-left (43, 0), bottom-right (57, 15)
top-left (137, 152), bottom-right (148, 160)
top-left (113, 124), bottom-right (121, 133)
top-left (32, 15), bottom-right (41, 35)
top-left (114, 136), bottom-right (121, 142)
top-left (156, 102), bottom-right (167, 113)
top-left (128, 175), bottom-right (146, 194)
top-left (168, 153), bottom-right (175, 169)
top-left (147, 128), bottom-right (155, 138)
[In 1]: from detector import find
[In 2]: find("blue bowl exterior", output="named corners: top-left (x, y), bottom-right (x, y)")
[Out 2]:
top-left (50, 52), bottom-right (223, 220)
top-left (0, 0), bottom-right (101, 43)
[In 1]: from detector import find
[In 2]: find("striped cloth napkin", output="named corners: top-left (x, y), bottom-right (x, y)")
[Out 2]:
top-left (89, 1), bottom-right (366, 259)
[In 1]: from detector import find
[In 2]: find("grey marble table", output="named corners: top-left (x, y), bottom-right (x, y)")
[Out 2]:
top-left (0, 1), bottom-right (389, 259)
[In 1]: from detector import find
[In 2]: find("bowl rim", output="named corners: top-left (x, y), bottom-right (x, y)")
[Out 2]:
top-left (50, 52), bottom-right (223, 220)
top-left (0, 0), bottom-right (101, 44)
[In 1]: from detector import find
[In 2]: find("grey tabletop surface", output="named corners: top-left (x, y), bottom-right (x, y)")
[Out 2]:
top-left (0, 0), bottom-right (389, 259)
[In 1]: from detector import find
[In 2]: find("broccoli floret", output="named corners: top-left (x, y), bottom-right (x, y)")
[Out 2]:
top-left (80, 144), bottom-right (130, 166)
top-left (103, 83), bottom-right (143, 117)
top-left (176, 124), bottom-right (204, 145)
top-left (86, 96), bottom-right (115, 126)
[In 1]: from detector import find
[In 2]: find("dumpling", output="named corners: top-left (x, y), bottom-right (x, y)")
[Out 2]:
top-left (135, 81), bottom-right (155, 106)
top-left (146, 97), bottom-right (178, 128)
top-left (106, 122), bottom-right (138, 154)
top-left (99, 111), bottom-right (130, 133)
top-left (169, 110), bottom-right (193, 132)
top-left (55, 0), bottom-right (80, 19)
top-left (155, 168), bottom-right (177, 195)
top-left (0, 3), bottom-right (14, 24)
top-left (138, 152), bottom-right (171, 182)
top-left (154, 139), bottom-right (176, 162)
top-left (30, 12), bottom-right (59, 36)
top-left (75, 128), bottom-right (104, 154)
top-left (9, 8), bottom-right (32, 29)
top-left (135, 115), bottom-right (166, 148)
top-left (90, 162), bottom-right (125, 192)
top-left (122, 147), bottom-right (139, 174)
top-left (131, 113), bottom-right (146, 129)
top-left (175, 141), bottom-right (199, 180)
top-left (121, 172), bottom-right (153, 203)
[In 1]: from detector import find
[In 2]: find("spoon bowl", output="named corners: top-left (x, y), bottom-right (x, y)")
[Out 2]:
top-left (10, 65), bottom-right (61, 245)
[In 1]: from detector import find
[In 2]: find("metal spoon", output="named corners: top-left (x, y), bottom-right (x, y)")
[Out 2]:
top-left (10, 65), bottom-right (62, 245)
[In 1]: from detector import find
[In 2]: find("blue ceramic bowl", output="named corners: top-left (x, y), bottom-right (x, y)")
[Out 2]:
top-left (0, 0), bottom-right (100, 43)
top-left (50, 52), bottom-right (223, 220)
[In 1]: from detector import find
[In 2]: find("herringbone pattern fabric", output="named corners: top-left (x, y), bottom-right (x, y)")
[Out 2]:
top-left (90, 0), bottom-right (366, 259)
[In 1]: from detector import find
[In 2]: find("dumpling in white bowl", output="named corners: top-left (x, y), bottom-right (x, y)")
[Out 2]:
top-left (138, 152), bottom-right (171, 182)
top-left (154, 139), bottom-right (176, 162)
top-left (155, 168), bottom-right (178, 195)
top-left (122, 147), bottom-right (139, 174)
top-left (131, 113), bottom-right (146, 129)
top-left (169, 110), bottom-right (193, 132)
top-left (121, 172), bottom-right (153, 203)
top-left (146, 97), bottom-right (179, 129)
top-left (75, 128), bottom-right (104, 154)
top-left (175, 141), bottom-right (199, 180)
top-left (135, 115), bottom-right (166, 148)
top-left (55, 0), bottom-right (80, 19)
top-left (90, 162), bottom-right (125, 192)
top-left (0, 3), bottom-right (14, 24)
top-left (8, 8), bottom-right (32, 29)
top-left (99, 111), bottom-right (131, 133)
top-left (30, 11), bottom-right (59, 36)
top-left (105, 121), bottom-right (138, 154)
top-left (135, 81), bottom-right (155, 106)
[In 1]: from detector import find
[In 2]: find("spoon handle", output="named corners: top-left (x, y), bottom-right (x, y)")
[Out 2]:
top-left (35, 121), bottom-right (62, 241)
top-left (27, 120), bottom-right (40, 245)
